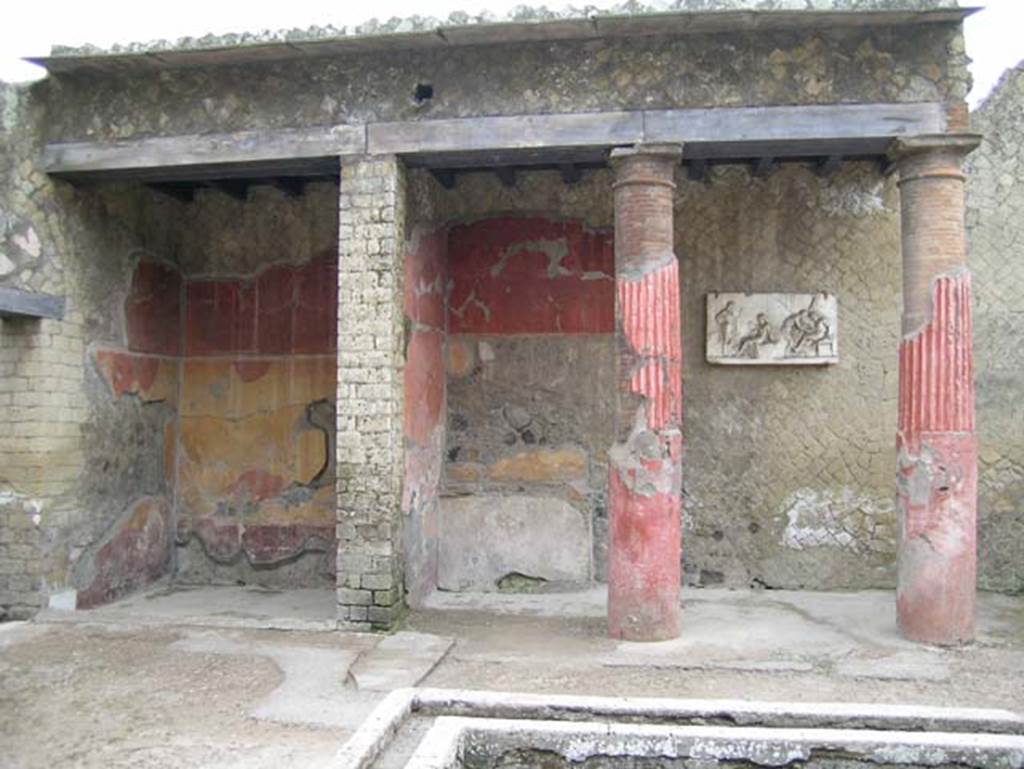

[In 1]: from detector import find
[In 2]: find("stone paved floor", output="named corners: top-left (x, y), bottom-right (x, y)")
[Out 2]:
top-left (1, 585), bottom-right (1021, 768)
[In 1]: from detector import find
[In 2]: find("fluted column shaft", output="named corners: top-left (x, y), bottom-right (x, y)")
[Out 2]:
top-left (607, 144), bottom-right (683, 642)
top-left (892, 134), bottom-right (981, 645)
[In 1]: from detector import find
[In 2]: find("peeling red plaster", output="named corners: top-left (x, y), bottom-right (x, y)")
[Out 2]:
top-left (232, 359), bottom-right (273, 382)
top-left (405, 330), bottom-right (445, 447)
top-left (896, 269), bottom-right (977, 645)
top-left (607, 434), bottom-right (682, 640)
top-left (619, 260), bottom-right (682, 431)
top-left (405, 228), bottom-right (447, 330)
top-left (95, 349), bottom-right (161, 398)
top-left (177, 517), bottom-right (334, 566)
top-left (78, 497), bottom-right (171, 609)
top-left (227, 469), bottom-right (286, 503)
top-left (185, 251), bottom-right (337, 356)
top-left (126, 260), bottom-right (182, 356)
top-left (448, 217), bottom-right (613, 334)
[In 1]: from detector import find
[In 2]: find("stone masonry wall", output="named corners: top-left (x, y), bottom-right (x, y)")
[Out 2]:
top-left (38, 22), bottom-right (968, 144)
top-left (967, 61), bottom-right (1024, 594)
top-left (417, 163), bottom-right (901, 590)
top-left (2, 80), bottom-right (184, 616)
top-left (443, 216), bottom-right (614, 589)
top-left (679, 162), bottom-right (901, 590)
top-left (3, 79), bottom-right (345, 614)
top-left (336, 156), bottom-right (408, 629)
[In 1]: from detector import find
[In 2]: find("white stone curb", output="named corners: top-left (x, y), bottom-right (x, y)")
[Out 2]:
top-left (336, 687), bottom-right (1024, 768)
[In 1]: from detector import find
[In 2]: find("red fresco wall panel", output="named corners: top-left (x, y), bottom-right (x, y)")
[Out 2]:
top-left (447, 217), bottom-right (614, 335)
top-left (183, 252), bottom-right (336, 356)
top-left (125, 260), bottom-right (182, 356)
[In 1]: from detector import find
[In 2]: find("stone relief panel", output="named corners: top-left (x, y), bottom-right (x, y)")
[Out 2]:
top-left (706, 292), bottom-right (838, 365)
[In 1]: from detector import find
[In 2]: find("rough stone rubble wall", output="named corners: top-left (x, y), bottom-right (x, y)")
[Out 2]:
top-left (336, 156), bottom-right (408, 628)
top-left (411, 164), bottom-right (900, 591)
top-left (967, 60), bottom-right (1024, 594)
top-left (42, 1), bottom-right (961, 60)
top-left (402, 164), bottom-right (901, 596)
top-left (680, 163), bottom-right (901, 589)
top-left (1, 81), bottom-right (184, 617)
top-left (3, 77), bottom-right (343, 616)
top-left (39, 23), bottom-right (967, 143)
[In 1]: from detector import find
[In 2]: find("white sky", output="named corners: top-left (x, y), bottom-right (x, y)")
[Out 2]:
top-left (0, 0), bottom-right (1021, 107)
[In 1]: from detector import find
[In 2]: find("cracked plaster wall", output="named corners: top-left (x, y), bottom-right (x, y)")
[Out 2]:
top-left (171, 183), bottom-right (340, 588)
top-left (443, 213), bottom-right (614, 588)
top-left (967, 60), bottom-right (1024, 594)
top-left (417, 163), bottom-right (902, 590)
top-left (679, 162), bottom-right (901, 589)
top-left (409, 169), bottom-right (618, 586)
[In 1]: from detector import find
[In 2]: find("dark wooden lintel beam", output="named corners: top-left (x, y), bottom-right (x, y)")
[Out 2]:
top-left (269, 177), bottom-right (307, 197)
top-left (686, 158), bottom-right (707, 182)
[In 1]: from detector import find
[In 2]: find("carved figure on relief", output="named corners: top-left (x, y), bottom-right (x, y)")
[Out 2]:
top-left (782, 296), bottom-right (834, 357)
top-left (706, 292), bottom-right (838, 365)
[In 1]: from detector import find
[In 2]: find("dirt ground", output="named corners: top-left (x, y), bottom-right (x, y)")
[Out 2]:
top-left (1, 587), bottom-right (1022, 769)
top-left (0, 622), bottom-right (356, 769)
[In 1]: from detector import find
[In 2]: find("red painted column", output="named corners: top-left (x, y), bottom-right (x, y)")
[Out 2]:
top-left (891, 134), bottom-right (981, 645)
top-left (607, 144), bottom-right (683, 641)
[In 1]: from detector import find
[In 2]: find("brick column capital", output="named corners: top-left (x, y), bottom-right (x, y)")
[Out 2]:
top-left (609, 143), bottom-right (683, 163)
top-left (609, 144), bottom-right (683, 188)
top-left (888, 133), bottom-right (982, 182)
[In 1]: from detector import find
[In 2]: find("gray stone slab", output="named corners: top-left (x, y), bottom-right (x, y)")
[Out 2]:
top-left (171, 632), bottom-right (377, 729)
top-left (0, 287), bottom-right (65, 319)
top-left (437, 495), bottom-right (591, 592)
top-left (411, 688), bottom-right (1024, 733)
top-left (350, 632), bottom-right (454, 692)
top-left (706, 291), bottom-right (838, 365)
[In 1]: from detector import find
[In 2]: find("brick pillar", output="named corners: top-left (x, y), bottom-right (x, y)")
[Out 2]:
top-left (891, 134), bottom-right (981, 645)
top-left (607, 144), bottom-right (683, 642)
top-left (336, 155), bottom-right (407, 630)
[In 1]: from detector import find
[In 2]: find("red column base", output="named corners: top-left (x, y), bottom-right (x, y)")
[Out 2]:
top-left (607, 437), bottom-right (682, 642)
top-left (896, 431), bottom-right (977, 645)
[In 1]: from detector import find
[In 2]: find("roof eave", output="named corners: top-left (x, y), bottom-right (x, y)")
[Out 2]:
top-left (26, 7), bottom-right (978, 77)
